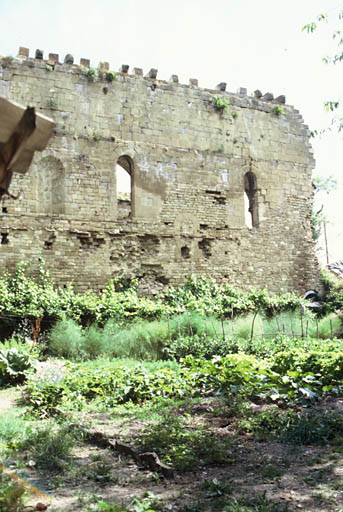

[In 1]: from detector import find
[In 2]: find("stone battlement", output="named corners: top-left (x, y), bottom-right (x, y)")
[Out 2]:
top-left (6, 46), bottom-right (289, 106)
top-left (0, 47), bottom-right (319, 294)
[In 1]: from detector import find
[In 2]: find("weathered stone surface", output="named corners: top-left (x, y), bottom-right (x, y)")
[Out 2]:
top-left (237, 87), bottom-right (247, 97)
top-left (216, 82), bottom-right (227, 91)
top-left (64, 54), bottom-right (74, 64)
top-left (263, 92), bottom-right (274, 101)
top-left (0, 53), bottom-right (319, 294)
top-left (189, 78), bottom-right (198, 87)
top-left (146, 68), bottom-right (158, 79)
top-left (134, 67), bottom-right (143, 76)
top-left (18, 47), bottom-right (29, 58)
top-left (120, 64), bottom-right (129, 73)
top-left (275, 94), bottom-right (286, 104)
top-left (254, 89), bottom-right (262, 98)
top-left (48, 53), bottom-right (59, 64)
top-left (35, 49), bottom-right (43, 59)
top-left (80, 58), bottom-right (90, 67)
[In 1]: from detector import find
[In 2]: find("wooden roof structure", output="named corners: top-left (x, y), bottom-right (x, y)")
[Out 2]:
top-left (0, 97), bottom-right (54, 198)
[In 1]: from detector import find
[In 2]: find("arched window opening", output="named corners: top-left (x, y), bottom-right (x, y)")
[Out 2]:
top-left (244, 171), bottom-right (258, 228)
top-left (116, 155), bottom-right (133, 219)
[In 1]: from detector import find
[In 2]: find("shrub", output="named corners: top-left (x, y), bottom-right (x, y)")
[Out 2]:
top-left (22, 422), bottom-right (74, 470)
top-left (0, 413), bottom-right (28, 453)
top-left (49, 318), bottom-right (84, 359)
top-left (0, 472), bottom-right (25, 512)
top-left (0, 348), bottom-right (32, 387)
top-left (241, 408), bottom-right (343, 445)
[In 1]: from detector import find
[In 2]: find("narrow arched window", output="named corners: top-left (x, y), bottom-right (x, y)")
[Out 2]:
top-left (116, 155), bottom-right (134, 219)
top-left (244, 171), bottom-right (258, 228)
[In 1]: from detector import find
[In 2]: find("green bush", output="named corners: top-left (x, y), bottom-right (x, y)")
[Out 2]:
top-left (241, 408), bottom-right (343, 445)
top-left (0, 348), bottom-right (32, 387)
top-left (0, 472), bottom-right (25, 512)
top-left (49, 318), bottom-right (84, 359)
top-left (22, 422), bottom-right (74, 470)
top-left (0, 413), bottom-right (28, 453)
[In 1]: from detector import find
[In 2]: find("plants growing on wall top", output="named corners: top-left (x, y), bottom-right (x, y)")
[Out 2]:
top-left (213, 96), bottom-right (229, 114)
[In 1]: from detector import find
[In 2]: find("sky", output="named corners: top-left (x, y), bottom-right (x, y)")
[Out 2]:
top-left (0, 0), bottom-right (342, 263)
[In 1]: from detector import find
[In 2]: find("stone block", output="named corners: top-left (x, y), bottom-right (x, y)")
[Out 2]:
top-left (35, 49), bottom-right (43, 59)
top-left (64, 54), bottom-right (74, 64)
top-left (189, 78), bottom-right (198, 87)
top-left (134, 67), bottom-right (143, 76)
top-left (17, 46), bottom-right (29, 58)
top-left (80, 58), bottom-right (90, 67)
top-left (275, 95), bottom-right (286, 104)
top-left (216, 82), bottom-right (227, 91)
top-left (237, 87), bottom-right (247, 97)
top-left (146, 68), bottom-right (158, 79)
top-left (254, 89), bottom-right (262, 98)
top-left (98, 61), bottom-right (109, 71)
top-left (120, 64), bottom-right (129, 73)
top-left (263, 92), bottom-right (274, 101)
top-left (48, 53), bottom-right (59, 64)
top-left (169, 74), bottom-right (179, 83)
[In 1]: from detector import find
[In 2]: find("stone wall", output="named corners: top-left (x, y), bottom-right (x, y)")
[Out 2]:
top-left (0, 47), bottom-right (319, 293)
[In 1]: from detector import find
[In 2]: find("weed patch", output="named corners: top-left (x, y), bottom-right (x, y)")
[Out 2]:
top-left (137, 413), bottom-right (233, 471)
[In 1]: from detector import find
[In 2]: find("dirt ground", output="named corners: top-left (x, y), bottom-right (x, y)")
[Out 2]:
top-left (3, 393), bottom-right (343, 512)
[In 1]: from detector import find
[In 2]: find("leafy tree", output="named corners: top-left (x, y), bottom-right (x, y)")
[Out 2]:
top-left (311, 175), bottom-right (337, 244)
top-left (303, 8), bottom-right (343, 133)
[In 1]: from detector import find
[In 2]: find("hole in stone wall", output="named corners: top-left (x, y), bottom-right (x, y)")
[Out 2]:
top-left (44, 233), bottom-right (56, 250)
top-left (181, 246), bottom-right (191, 259)
top-left (244, 171), bottom-right (258, 228)
top-left (117, 155), bottom-right (133, 219)
top-left (198, 238), bottom-right (212, 259)
top-left (200, 224), bottom-right (208, 230)
top-left (205, 190), bottom-right (226, 205)
top-left (2, 207), bottom-right (7, 214)
top-left (1, 233), bottom-right (9, 245)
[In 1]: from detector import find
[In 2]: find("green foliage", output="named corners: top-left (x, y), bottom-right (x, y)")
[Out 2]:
top-left (0, 472), bottom-right (26, 512)
top-left (46, 98), bottom-right (57, 109)
top-left (0, 413), bottom-right (28, 454)
top-left (22, 360), bottom-right (190, 416)
top-left (222, 493), bottom-right (287, 511)
top-left (272, 106), bottom-right (284, 116)
top-left (213, 96), bottom-right (229, 113)
top-left (302, 9), bottom-right (343, 132)
top-left (0, 348), bottom-right (32, 387)
top-left (241, 407), bottom-right (343, 445)
top-left (138, 413), bottom-right (233, 471)
top-left (105, 70), bottom-right (116, 82)
top-left (0, 266), bottom-right (306, 331)
top-left (22, 421), bottom-right (74, 470)
top-left (82, 67), bottom-right (99, 81)
top-left (49, 318), bottom-right (84, 359)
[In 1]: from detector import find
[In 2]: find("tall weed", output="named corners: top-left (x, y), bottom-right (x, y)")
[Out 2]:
top-left (49, 318), bottom-right (84, 359)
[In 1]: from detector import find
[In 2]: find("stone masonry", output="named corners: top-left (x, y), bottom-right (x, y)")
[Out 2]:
top-left (0, 47), bottom-right (319, 293)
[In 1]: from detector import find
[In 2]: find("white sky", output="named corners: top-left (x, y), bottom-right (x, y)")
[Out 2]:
top-left (0, 0), bottom-right (342, 263)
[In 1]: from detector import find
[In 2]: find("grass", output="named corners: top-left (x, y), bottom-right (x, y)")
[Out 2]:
top-left (46, 310), bottom-right (343, 362)
top-left (137, 413), bottom-right (233, 471)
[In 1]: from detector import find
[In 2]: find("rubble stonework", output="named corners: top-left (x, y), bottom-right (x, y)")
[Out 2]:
top-left (0, 48), bottom-right (320, 293)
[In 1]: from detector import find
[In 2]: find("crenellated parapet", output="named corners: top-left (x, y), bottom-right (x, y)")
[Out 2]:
top-left (11, 46), bottom-right (288, 105)
top-left (0, 46), bottom-right (319, 295)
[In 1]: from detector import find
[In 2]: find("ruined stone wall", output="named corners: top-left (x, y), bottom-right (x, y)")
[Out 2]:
top-left (0, 47), bottom-right (319, 293)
